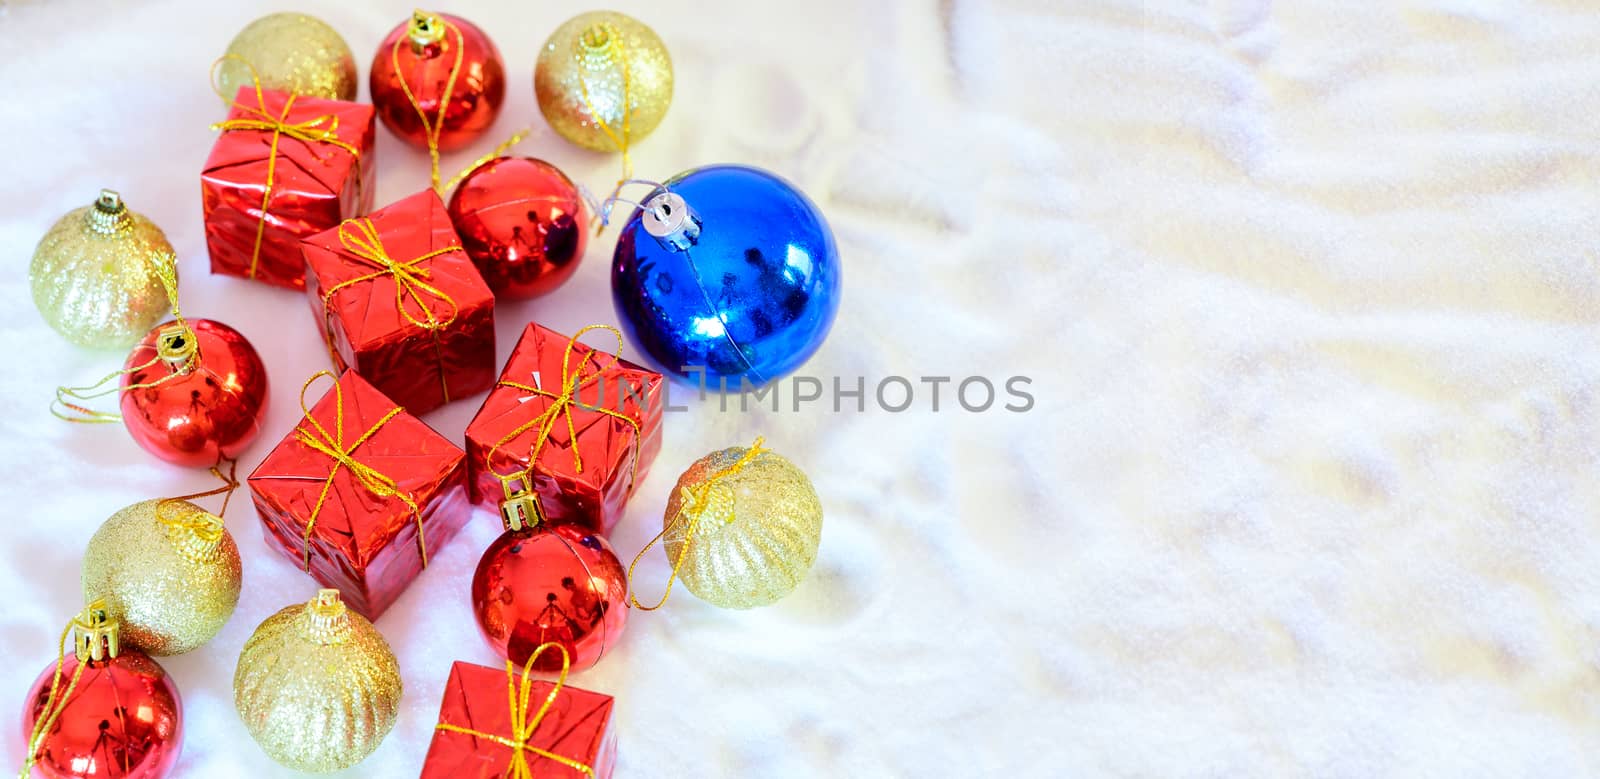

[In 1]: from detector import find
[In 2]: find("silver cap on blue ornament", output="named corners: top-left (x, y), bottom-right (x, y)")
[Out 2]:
top-left (640, 190), bottom-right (700, 252)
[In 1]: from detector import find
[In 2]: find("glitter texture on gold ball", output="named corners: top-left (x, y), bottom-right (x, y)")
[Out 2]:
top-left (662, 442), bottom-right (824, 609)
top-left (30, 190), bottom-right (174, 350)
top-left (234, 589), bottom-right (401, 773)
top-left (535, 11), bottom-right (673, 153)
top-left (81, 498), bottom-right (242, 656)
top-left (219, 12), bottom-right (358, 103)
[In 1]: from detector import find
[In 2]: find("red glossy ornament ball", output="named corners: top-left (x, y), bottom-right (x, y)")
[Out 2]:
top-left (119, 319), bottom-right (268, 468)
top-left (472, 523), bottom-right (628, 672)
top-left (20, 650), bottom-right (183, 779)
top-left (447, 157), bottom-right (589, 300)
top-left (370, 11), bottom-right (505, 152)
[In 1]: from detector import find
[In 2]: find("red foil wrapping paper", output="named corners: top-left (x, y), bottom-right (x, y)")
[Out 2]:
top-left (303, 188), bottom-right (496, 415)
top-left (465, 323), bottom-right (663, 536)
top-left (422, 659), bottom-right (616, 779)
top-left (247, 371), bottom-right (469, 619)
top-left (201, 86), bottom-right (376, 289)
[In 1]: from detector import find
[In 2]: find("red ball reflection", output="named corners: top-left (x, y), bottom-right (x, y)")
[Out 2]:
top-left (370, 13), bottom-right (505, 152)
top-left (20, 651), bottom-right (182, 779)
top-left (447, 157), bottom-right (589, 300)
top-left (119, 319), bottom-right (268, 468)
top-left (472, 523), bottom-right (628, 672)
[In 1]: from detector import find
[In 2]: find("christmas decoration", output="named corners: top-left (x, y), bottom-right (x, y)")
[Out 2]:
top-left (609, 165), bottom-right (841, 390)
top-left (447, 157), bottom-right (589, 300)
top-left (473, 516), bottom-right (628, 673)
top-left (20, 602), bottom-right (183, 779)
top-left (248, 371), bottom-right (469, 619)
top-left (30, 189), bottom-right (175, 350)
top-left (536, 10), bottom-right (672, 173)
top-left (465, 323), bottom-right (662, 537)
top-left (371, 10), bottom-right (506, 187)
top-left (54, 317), bottom-right (268, 468)
top-left (631, 438), bottom-right (823, 610)
top-left (217, 12), bottom-right (357, 103)
top-left (121, 319), bottom-right (269, 467)
top-left (422, 647), bottom-right (616, 779)
top-left (303, 188), bottom-right (496, 414)
top-left (203, 75), bottom-right (375, 289)
top-left (81, 496), bottom-right (242, 656)
top-left (234, 589), bottom-right (401, 773)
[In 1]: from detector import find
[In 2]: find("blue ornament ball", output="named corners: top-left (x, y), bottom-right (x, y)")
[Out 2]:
top-left (611, 165), bottom-right (841, 391)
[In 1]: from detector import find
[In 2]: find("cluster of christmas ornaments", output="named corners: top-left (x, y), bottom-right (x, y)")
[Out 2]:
top-left (25, 7), bottom-right (840, 777)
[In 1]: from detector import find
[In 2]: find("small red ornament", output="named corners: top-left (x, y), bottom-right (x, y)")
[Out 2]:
top-left (120, 319), bottom-right (268, 468)
top-left (20, 603), bottom-right (182, 779)
top-left (472, 509), bottom-right (628, 672)
top-left (447, 157), bottom-right (589, 300)
top-left (370, 11), bottom-right (505, 154)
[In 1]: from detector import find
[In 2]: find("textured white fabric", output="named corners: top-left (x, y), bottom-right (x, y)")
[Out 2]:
top-left (3, 0), bottom-right (1599, 776)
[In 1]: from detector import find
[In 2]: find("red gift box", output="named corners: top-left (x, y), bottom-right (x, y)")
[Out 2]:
top-left (465, 324), bottom-right (663, 536)
top-left (302, 188), bottom-right (496, 415)
top-left (202, 85), bottom-right (375, 289)
top-left (246, 370), bottom-right (469, 619)
top-left (423, 654), bottom-right (616, 779)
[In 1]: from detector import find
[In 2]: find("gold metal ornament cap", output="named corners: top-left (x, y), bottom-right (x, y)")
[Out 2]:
top-left (535, 10), bottom-right (674, 152)
top-left (662, 445), bottom-right (824, 609)
top-left (218, 12), bottom-right (358, 103)
top-left (30, 190), bottom-right (176, 349)
top-left (72, 601), bottom-right (121, 663)
top-left (234, 589), bottom-right (402, 773)
top-left (82, 499), bottom-right (242, 656)
top-left (407, 9), bottom-right (447, 51)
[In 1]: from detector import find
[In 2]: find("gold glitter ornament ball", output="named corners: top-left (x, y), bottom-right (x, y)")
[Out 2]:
top-left (218, 12), bottom-right (358, 103)
top-left (535, 11), bottom-right (673, 152)
top-left (662, 443), bottom-right (823, 609)
top-left (30, 190), bottom-right (175, 350)
top-left (235, 590), bottom-right (401, 773)
top-left (81, 499), bottom-right (242, 656)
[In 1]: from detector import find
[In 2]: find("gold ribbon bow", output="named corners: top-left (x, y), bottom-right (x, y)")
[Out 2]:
top-left (292, 371), bottom-right (428, 570)
top-left (323, 217), bottom-right (461, 332)
top-left (210, 55), bottom-right (362, 280)
top-left (51, 256), bottom-right (191, 424)
top-left (434, 643), bottom-right (595, 778)
top-left (628, 437), bottom-right (768, 610)
top-left (487, 325), bottom-right (644, 522)
top-left (318, 216), bottom-right (461, 403)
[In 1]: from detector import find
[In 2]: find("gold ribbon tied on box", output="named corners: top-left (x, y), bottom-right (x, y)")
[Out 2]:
top-left (210, 55), bottom-right (362, 281)
top-left (51, 256), bottom-right (192, 424)
top-left (627, 436), bottom-right (767, 611)
top-left (433, 642), bottom-right (595, 778)
top-left (292, 371), bottom-right (429, 570)
top-left (486, 325), bottom-right (643, 526)
top-left (319, 215), bottom-right (461, 401)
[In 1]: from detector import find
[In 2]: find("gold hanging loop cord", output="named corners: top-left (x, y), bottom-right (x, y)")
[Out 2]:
top-left (575, 22), bottom-right (636, 186)
top-left (50, 250), bottom-right (191, 424)
top-left (18, 603), bottom-right (119, 779)
top-left (441, 126), bottom-right (535, 195)
top-left (153, 454), bottom-right (242, 545)
top-left (395, 10), bottom-right (465, 194)
top-left (626, 437), bottom-right (767, 611)
top-left (432, 642), bottom-right (595, 778)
